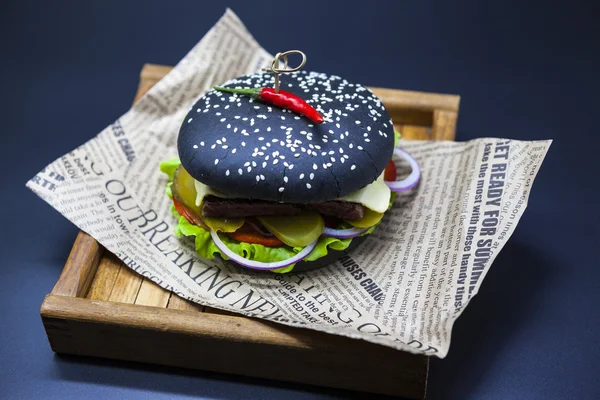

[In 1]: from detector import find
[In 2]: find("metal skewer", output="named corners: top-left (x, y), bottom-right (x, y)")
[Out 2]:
top-left (262, 50), bottom-right (307, 92)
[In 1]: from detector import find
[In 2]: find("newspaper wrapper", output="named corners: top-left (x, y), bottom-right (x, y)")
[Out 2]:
top-left (27, 9), bottom-right (551, 358)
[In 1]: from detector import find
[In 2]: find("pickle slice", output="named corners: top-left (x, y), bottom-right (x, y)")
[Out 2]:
top-left (172, 166), bottom-right (202, 214)
top-left (346, 207), bottom-right (384, 228)
top-left (258, 210), bottom-right (324, 247)
top-left (172, 166), bottom-right (243, 232)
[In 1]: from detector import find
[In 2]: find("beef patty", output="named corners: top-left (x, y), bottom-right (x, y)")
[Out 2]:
top-left (202, 196), bottom-right (365, 220)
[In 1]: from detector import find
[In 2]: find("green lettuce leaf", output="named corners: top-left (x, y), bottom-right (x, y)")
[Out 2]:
top-left (160, 158), bottom-right (180, 199)
top-left (394, 129), bottom-right (402, 147)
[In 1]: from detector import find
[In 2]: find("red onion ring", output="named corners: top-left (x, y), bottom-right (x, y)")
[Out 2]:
top-left (322, 226), bottom-right (369, 239)
top-left (385, 147), bottom-right (421, 192)
top-left (210, 229), bottom-right (317, 270)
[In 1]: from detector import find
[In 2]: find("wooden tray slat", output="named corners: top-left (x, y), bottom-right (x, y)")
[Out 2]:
top-left (87, 252), bottom-right (121, 300)
top-left (107, 266), bottom-right (143, 304)
top-left (135, 278), bottom-right (171, 308)
top-left (166, 292), bottom-right (204, 312)
top-left (40, 63), bottom-right (460, 399)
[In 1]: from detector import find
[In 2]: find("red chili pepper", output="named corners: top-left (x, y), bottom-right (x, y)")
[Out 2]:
top-left (214, 86), bottom-right (324, 124)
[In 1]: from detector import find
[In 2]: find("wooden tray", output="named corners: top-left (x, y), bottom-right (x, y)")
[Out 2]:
top-left (41, 64), bottom-right (460, 399)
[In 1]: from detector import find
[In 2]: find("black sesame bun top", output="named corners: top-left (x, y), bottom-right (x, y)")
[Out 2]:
top-left (178, 70), bottom-right (394, 203)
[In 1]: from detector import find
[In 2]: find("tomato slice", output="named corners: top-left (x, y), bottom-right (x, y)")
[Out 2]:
top-left (173, 198), bottom-right (209, 230)
top-left (226, 223), bottom-right (284, 247)
top-left (384, 159), bottom-right (397, 181)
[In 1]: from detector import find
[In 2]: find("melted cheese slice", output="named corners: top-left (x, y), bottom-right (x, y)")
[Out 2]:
top-left (194, 173), bottom-right (391, 212)
top-left (339, 173), bottom-right (391, 213)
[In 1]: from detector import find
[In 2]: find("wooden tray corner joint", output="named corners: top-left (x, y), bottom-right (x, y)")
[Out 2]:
top-left (40, 63), bottom-right (460, 400)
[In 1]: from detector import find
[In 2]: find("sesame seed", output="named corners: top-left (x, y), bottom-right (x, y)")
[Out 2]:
top-left (283, 176), bottom-right (288, 183)
top-left (313, 163), bottom-right (318, 170)
top-left (306, 183), bottom-right (312, 189)
top-left (351, 164), bottom-right (356, 170)
top-left (187, 118), bottom-right (193, 123)
top-left (220, 118), bottom-right (226, 122)
top-left (232, 148), bottom-right (237, 154)
top-left (238, 168), bottom-right (243, 175)
top-left (299, 173), bottom-right (305, 179)
top-left (193, 145), bottom-right (198, 149)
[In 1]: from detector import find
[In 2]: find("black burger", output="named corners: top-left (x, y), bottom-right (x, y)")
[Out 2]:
top-left (160, 68), bottom-right (419, 273)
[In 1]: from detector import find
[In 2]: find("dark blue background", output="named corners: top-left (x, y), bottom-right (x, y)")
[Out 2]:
top-left (1, 1), bottom-right (599, 399)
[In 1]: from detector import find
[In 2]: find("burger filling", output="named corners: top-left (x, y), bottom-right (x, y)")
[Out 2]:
top-left (159, 131), bottom-right (400, 272)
